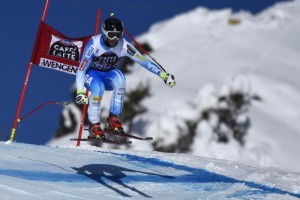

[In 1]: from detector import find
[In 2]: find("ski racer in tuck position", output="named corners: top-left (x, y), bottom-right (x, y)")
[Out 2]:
top-left (75, 17), bottom-right (176, 140)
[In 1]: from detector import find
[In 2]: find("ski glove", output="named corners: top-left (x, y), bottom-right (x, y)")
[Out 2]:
top-left (160, 72), bottom-right (176, 88)
top-left (75, 89), bottom-right (88, 105)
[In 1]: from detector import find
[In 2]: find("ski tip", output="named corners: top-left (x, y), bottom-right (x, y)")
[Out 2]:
top-left (145, 137), bottom-right (153, 140)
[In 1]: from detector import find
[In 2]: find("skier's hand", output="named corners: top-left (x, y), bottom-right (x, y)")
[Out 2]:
top-left (75, 89), bottom-right (88, 105)
top-left (160, 72), bottom-right (176, 88)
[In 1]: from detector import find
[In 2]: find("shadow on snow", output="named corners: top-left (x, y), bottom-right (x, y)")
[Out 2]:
top-left (72, 164), bottom-right (173, 198)
top-left (0, 153), bottom-right (299, 198)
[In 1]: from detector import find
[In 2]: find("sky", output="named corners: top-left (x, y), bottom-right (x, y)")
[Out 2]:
top-left (1, 141), bottom-right (300, 199)
top-left (0, 0), bottom-right (291, 145)
top-left (47, 0), bottom-right (300, 174)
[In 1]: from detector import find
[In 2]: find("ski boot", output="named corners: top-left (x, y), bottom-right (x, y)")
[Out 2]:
top-left (105, 113), bottom-right (124, 134)
top-left (88, 122), bottom-right (105, 140)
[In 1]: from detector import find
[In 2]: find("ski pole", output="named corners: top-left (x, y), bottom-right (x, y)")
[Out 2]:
top-left (110, 13), bottom-right (167, 72)
top-left (18, 101), bottom-right (73, 123)
top-left (124, 28), bottom-right (167, 72)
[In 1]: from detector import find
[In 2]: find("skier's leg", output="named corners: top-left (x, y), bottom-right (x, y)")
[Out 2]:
top-left (103, 69), bottom-right (126, 116)
top-left (103, 69), bottom-right (126, 132)
top-left (85, 70), bottom-right (105, 124)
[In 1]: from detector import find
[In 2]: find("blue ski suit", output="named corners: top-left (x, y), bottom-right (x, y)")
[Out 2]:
top-left (76, 34), bottom-right (165, 124)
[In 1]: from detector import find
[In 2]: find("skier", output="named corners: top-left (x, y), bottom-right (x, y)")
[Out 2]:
top-left (75, 17), bottom-right (176, 140)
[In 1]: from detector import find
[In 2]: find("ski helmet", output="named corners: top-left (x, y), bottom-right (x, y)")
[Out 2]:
top-left (102, 17), bottom-right (124, 47)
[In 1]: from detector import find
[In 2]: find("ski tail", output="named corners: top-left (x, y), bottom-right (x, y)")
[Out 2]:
top-left (104, 129), bottom-right (153, 140)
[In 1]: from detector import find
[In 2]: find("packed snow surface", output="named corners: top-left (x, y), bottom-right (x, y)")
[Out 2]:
top-left (1, 142), bottom-right (300, 199)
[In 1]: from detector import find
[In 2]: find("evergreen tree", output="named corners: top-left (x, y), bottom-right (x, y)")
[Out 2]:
top-left (122, 82), bottom-right (152, 132)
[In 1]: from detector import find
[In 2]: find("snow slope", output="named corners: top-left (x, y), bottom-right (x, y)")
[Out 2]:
top-left (49, 0), bottom-right (300, 172)
top-left (1, 142), bottom-right (300, 200)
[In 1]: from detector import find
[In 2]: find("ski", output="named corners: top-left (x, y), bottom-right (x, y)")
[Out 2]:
top-left (70, 137), bottom-right (132, 145)
top-left (82, 127), bottom-right (153, 141)
top-left (104, 129), bottom-right (153, 141)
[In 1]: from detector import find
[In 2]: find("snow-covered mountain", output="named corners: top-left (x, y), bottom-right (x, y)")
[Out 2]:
top-left (1, 142), bottom-right (300, 199)
top-left (49, 0), bottom-right (300, 173)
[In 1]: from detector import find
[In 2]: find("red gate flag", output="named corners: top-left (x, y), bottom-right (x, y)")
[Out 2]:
top-left (31, 21), bottom-right (92, 75)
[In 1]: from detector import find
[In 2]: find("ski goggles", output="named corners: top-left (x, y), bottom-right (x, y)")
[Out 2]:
top-left (106, 31), bottom-right (122, 40)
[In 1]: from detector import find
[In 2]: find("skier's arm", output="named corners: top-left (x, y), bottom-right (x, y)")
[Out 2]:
top-left (75, 38), bottom-right (95, 104)
top-left (76, 39), bottom-right (95, 91)
top-left (124, 43), bottom-right (176, 87)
